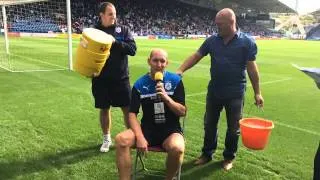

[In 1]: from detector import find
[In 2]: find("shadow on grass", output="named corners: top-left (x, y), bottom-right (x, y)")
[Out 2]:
top-left (0, 145), bottom-right (102, 179)
top-left (132, 158), bottom-right (224, 180)
top-left (181, 159), bottom-right (224, 179)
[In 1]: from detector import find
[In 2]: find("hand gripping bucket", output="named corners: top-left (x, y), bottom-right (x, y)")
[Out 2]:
top-left (239, 118), bottom-right (274, 150)
top-left (74, 28), bottom-right (113, 77)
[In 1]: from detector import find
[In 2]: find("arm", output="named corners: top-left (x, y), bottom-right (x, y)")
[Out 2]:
top-left (112, 27), bottom-right (136, 56)
top-left (247, 61), bottom-right (264, 107)
top-left (129, 87), bottom-right (148, 152)
top-left (156, 81), bottom-right (186, 117)
top-left (176, 52), bottom-right (203, 75)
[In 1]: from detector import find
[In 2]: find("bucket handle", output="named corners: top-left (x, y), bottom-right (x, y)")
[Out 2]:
top-left (245, 103), bottom-right (273, 128)
top-left (246, 103), bottom-right (263, 118)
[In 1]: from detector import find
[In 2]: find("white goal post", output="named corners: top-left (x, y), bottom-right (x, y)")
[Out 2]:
top-left (0, 0), bottom-right (73, 72)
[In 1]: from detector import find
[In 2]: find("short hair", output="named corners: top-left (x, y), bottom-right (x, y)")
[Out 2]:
top-left (98, 2), bottom-right (115, 15)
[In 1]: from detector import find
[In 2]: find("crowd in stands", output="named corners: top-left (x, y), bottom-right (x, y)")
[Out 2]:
top-left (71, 0), bottom-right (217, 36)
top-left (2, 0), bottom-right (276, 37)
top-left (71, 0), bottom-right (275, 36)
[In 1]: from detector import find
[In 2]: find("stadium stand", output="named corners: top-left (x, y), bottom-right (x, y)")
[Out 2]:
top-left (3, 0), bottom-right (316, 38)
top-left (306, 24), bottom-right (320, 40)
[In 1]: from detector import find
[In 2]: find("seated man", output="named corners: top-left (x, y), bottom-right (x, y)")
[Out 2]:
top-left (115, 48), bottom-right (186, 180)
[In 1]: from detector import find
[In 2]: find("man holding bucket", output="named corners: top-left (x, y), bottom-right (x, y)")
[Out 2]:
top-left (176, 8), bottom-right (263, 170)
top-left (92, 2), bottom-right (137, 152)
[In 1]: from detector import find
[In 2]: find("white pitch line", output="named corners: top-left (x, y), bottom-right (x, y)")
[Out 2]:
top-left (11, 68), bottom-right (67, 73)
top-left (186, 77), bottom-right (292, 97)
top-left (11, 53), bottom-right (67, 69)
top-left (185, 99), bottom-right (320, 136)
top-left (273, 121), bottom-right (320, 136)
top-left (0, 64), bottom-right (13, 72)
top-left (256, 77), bottom-right (292, 85)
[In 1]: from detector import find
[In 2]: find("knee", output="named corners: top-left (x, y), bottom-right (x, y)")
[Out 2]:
top-left (168, 144), bottom-right (185, 156)
top-left (115, 133), bottom-right (131, 148)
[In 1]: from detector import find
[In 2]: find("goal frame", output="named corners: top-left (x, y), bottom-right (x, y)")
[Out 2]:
top-left (0, 0), bottom-right (73, 71)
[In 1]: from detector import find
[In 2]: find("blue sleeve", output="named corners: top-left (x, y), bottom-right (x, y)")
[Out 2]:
top-left (247, 37), bottom-right (257, 61)
top-left (197, 37), bottom-right (211, 56)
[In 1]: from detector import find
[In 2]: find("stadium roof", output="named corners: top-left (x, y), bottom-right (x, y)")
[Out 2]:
top-left (210, 0), bottom-right (295, 14)
top-left (279, 0), bottom-right (320, 15)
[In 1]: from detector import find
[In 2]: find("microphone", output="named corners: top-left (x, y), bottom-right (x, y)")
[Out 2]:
top-left (154, 72), bottom-right (163, 101)
top-left (154, 71), bottom-right (163, 83)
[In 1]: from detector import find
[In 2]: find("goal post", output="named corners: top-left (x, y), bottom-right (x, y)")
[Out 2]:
top-left (0, 0), bottom-right (73, 72)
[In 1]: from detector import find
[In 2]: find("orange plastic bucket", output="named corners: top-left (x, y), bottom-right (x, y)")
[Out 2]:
top-left (239, 118), bottom-right (274, 150)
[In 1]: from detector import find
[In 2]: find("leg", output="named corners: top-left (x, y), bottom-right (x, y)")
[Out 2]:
top-left (115, 129), bottom-right (136, 180)
top-left (100, 108), bottom-right (112, 152)
top-left (100, 108), bottom-right (111, 135)
top-left (201, 92), bottom-right (223, 158)
top-left (223, 96), bottom-right (244, 161)
top-left (314, 143), bottom-right (320, 180)
top-left (120, 106), bottom-right (130, 128)
top-left (162, 133), bottom-right (185, 180)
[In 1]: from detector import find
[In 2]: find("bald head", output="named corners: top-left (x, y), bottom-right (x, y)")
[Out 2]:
top-left (149, 48), bottom-right (168, 60)
top-left (216, 8), bottom-right (236, 24)
top-left (215, 8), bottom-right (237, 38)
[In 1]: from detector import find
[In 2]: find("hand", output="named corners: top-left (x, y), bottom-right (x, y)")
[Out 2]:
top-left (136, 135), bottom-right (148, 154)
top-left (176, 69), bottom-right (183, 77)
top-left (254, 94), bottom-right (264, 108)
top-left (156, 82), bottom-right (170, 101)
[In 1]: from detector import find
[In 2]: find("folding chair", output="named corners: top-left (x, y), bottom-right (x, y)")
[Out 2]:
top-left (132, 118), bottom-right (185, 180)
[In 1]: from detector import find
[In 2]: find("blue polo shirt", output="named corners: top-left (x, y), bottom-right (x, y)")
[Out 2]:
top-left (198, 31), bottom-right (257, 99)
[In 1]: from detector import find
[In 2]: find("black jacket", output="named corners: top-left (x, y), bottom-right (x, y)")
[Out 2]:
top-left (94, 23), bottom-right (137, 81)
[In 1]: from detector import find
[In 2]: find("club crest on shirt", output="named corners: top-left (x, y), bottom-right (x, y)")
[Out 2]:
top-left (115, 27), bottom-right (121, 33)
top-left (165, 82), bottom-right (172, 91)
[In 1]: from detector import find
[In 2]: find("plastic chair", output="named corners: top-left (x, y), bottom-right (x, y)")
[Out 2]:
top-left (132, 118), bottom-right (185, 180)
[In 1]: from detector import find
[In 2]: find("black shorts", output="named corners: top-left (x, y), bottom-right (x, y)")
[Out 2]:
top-left (142, 127), bottom-right (183, 147)
top-left (92, 78), bottom-right (131, 109)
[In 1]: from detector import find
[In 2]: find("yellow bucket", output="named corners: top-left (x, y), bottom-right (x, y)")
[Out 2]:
top-left (74, 28), bottom-right (113, 77)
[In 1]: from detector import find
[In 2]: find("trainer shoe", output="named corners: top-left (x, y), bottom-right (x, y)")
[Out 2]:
top-left (100, 138), bottom-right (112, 152)
top-left (222, 159), bottom-right (233, 171)
top-left (194, 155), bottom-right (212, 165)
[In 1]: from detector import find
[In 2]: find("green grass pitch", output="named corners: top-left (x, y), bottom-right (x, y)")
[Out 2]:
top-left (0, 38), bottom-right (319, 179)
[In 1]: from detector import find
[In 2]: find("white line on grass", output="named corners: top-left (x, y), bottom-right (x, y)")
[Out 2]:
top-left (273, 121), bottom-right (320, 136)
top-left (10, 53), bottom-right (68, 69)
top-left (186, 99), bottom-right (320, 136)
top-left (11, 68), bottom-right (67, 73)
top-left (0, 64), bottom-right (13, 72)
top-left (186, 77), bottom-right (292, 97)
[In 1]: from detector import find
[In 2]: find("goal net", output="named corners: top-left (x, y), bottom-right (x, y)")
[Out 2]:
top-left (0, 0), bottom-right (70, 72)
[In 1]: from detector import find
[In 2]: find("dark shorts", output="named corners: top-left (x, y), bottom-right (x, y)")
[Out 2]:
top-left (92, 78), bottom-right (131, 109)
top-left (142, 127), bottom-right (183, 147)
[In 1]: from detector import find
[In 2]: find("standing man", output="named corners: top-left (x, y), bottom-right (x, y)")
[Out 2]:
top-left (115, 49), bottom-right (186, 180)
top-left (92, 2), bottom-right (136, 152)
top-left (176, 8), bottom-right (263, 170)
